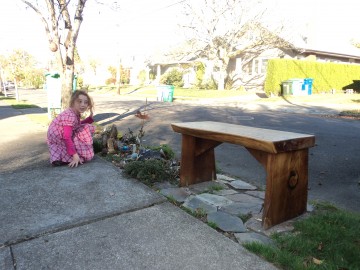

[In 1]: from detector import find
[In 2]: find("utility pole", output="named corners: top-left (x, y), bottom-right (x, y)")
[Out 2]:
top-left (10, 62), bottom-right (19, 101)
top-left (0, 66), bottom-right (7, 97)
top-left (116, 56), bottom-right (122, 95)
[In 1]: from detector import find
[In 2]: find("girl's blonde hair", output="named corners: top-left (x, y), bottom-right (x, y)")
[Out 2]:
top-left (69, 90), bottom-right (94, 112)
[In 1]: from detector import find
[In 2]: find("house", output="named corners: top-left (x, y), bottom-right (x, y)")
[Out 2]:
top-left (224, 25), bottom-right (360, 91)
top-left (147, 26), bottom-right (360, 91)
top-left (147, 40), bottom-right (205, 87)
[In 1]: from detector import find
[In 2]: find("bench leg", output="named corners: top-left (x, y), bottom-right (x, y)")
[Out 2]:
top-left (179, 134), bottom-right (221, 186)
top-left (261, 149), bottom-right (309, 229)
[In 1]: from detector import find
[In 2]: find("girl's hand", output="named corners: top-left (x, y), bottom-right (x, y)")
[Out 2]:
top-left (68, 153), bottom-right (82, 168)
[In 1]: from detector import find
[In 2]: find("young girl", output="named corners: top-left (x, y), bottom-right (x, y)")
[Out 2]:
top-left (47, 90), bottom-right (95, 168)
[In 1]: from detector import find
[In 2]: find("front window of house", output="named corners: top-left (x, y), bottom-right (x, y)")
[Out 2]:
top-left (244, 58), bottom-right (269, 75)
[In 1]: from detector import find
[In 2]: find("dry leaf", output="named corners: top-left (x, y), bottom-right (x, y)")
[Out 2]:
top-left (313, 257), bottom-right (323, 265)
top-left (317, 242), bottom-right (323, 251)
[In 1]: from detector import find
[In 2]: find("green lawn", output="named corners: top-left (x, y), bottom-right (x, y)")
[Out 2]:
top-left (87, 85), bottom-right (360, 104)
top-left (244, 203), bottom-right (360, 270)
top-left (88, 85), bottom-right (249, 99)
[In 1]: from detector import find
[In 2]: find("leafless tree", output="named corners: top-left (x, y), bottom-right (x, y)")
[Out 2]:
top-left (20, 0), bottom-right (88, 108)
top-left (180, 0), bottom-right (293, 90)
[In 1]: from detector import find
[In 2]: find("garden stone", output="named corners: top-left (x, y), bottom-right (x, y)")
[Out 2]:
top-left (216, 174), bottom-right (236, 182)
top-left (196, 193), bottom-right (234, 208)
top-left (207, 211), bottom-right (247, 233)
top-left (235, 232), bottom-right (274, 246)
top-left (188, 181), bottom-right (227, 194)
top-left (152, 181), bottom-right (178, 190)
top-left (221, 202), bottom-right (263, 216)
top-left (225, 193), bottom-right (263, 205)
top-left (245, 190), bottom-right (265, 200)
top-left (160, 188), bottom-right (192, 203)
top-left (213, 189), bottom-right (239, 196)
top-left (215, 179), bottom-right (232, 186)
top-left (228, 180), bottom-right (257, 190)
top-left (182, 195), bottom-right (217, 214)
top-left (245, 213), bottom-right (296, 236)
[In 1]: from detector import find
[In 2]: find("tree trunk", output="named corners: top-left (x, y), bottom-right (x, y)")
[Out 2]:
top-left (217, 72), bottom-right (225, 90)
top-left (21, 0), bottom-right (87, 109)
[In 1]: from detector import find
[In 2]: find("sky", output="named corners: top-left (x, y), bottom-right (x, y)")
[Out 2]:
top-left (0, 0), bottom-right (359, 66)
top-left (0, 0), bottom-right (185, 65)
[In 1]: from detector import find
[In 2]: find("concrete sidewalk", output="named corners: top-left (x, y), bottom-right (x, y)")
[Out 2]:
top-left (0, 101), bottom-right (277, 269)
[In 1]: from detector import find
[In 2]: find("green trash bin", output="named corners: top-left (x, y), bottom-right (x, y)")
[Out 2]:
top-left (45, 72), bottom-right (62, 119)
top-left (73, 75), bottom-right (78, 92)
top-left (157, 85), bottom-right (174, 102)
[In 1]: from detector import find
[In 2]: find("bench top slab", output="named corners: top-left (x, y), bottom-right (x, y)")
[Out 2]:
top-left (171, 121), bottom-right (315, 153)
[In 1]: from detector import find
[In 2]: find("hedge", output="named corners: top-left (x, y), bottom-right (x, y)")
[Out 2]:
top-left (264, 59), bottom-right (360, 96)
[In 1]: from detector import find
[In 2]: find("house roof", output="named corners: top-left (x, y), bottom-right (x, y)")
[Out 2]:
top-left (149, 39), bottom-right (206, 65)
top-left (283, 29), bottom-right (360, 59)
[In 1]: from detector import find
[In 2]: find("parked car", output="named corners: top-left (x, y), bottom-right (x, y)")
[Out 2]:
top-left (1, 81), bottom-right (15, 90)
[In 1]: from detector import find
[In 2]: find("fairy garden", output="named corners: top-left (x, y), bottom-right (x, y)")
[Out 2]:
top-left (92, 120), bottom-right (180, 186)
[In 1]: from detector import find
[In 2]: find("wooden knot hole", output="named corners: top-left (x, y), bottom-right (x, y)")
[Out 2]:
top-left (288, 170), bottom-right (299, 189)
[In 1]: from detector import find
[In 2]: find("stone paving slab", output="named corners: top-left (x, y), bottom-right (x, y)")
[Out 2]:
top-left (0, 157), bottom-right (165, 246)
top-left (207, 211), bottom-right (247, 233)
top-left (224, 193), bottom-right (264, 204)
top-left (12, 202), bottom-right (277, 270)
top-left (235, 232), bottom-right (275, 246)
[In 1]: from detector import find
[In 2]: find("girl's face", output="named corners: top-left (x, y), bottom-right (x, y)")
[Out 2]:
top-left (73, 94), bottom-right (89, 114)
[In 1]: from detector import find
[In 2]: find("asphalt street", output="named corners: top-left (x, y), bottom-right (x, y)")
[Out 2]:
top-left (7, 88), bottom-right (360, 213)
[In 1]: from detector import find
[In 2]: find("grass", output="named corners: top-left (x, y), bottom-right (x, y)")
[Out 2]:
top-left (0, 95), bottom-right (50, 126)
top-left (27, 114), bottom-right (50, 126)
top-left (88, 84), bottom-right (249, 99)
top-left (243, 203), bottom-right (360, 270)
top-left (205, 184), bottom-right (225, 193)
top-left (339, 109), bottom-right (360, 117)
top-left (207, 221), bottom-right (218, 229)
top-left (0, 96), bottom-right (39, 109)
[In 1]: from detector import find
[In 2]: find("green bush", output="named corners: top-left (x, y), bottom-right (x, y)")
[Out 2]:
top-left (200, 78), bottom-right (217, 90)
top-left (77, 76), bottom-right (84, 89)
top-left (195, 62), bottom-right (205, 87)
top-left (264, 59), bottom-right (360, 96)
top-left (160, 68), bottom-right (184, 87)
top-left (105, 78), bottom-right (116, 85)
top-left (123, 159), bottom-right (171, 184)
top-left (147, 144), bottom-right (175, 159)
top-left (138, 70), bottom-right (147, 85)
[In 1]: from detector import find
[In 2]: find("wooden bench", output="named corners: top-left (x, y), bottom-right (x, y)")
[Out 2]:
top-left (171, 121), bottom-right (316, 229)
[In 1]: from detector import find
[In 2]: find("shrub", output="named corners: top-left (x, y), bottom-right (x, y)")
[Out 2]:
top-left (200, 78), bottom-right (217, 90)
top-left (138, 70), bottom-right (147, 85)
top-left (77, 76), bottom-right (84, 89)
top-left (264, 59), bottom-right (360, 95)
top-left (105, 78), bottom-right (116, 85)
top-left (147, 144), bottom-right (175, 159)
top-left (160, 68), bottom-right (184, 87)
top-left (195, 62), bottom-right (205, 87)
top-left (123, 159), bottom-right (171, 184)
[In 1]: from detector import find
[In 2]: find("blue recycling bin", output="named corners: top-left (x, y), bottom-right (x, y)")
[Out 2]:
top-left (303, 78), bottom-right (313, 95)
